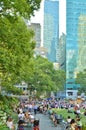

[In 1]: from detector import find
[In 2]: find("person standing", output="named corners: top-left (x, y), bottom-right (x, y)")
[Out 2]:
top-left (6, 117), bottom-right (15, 130)
top-left (33, 104), bottom-right (38, 115)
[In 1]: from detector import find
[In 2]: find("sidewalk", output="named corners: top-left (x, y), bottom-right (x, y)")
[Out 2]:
top-left (35, 113), bottom-right (66, 130)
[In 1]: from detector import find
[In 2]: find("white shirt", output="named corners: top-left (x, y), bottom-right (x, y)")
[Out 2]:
top-left (6, 121), bottom-right (13, 129)
top-left (18, 113), bottom-right (24, 120)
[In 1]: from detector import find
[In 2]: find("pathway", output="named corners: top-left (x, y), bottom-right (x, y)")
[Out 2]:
top-left (34, 113), bottom-right (66, 130)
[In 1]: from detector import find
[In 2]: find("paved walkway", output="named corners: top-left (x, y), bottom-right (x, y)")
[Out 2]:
top-left (22, 107), bottom-right (66, 130)
top-left (34, 113), bottom-right (66, 130)
top-left (16, 113), bottom-right (66, 130)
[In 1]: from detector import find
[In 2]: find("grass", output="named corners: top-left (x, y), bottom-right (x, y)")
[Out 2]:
top-left (52, 108), bottom-right (86, 125)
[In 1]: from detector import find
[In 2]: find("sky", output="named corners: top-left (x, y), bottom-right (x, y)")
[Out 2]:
top-left (31, 0), bottom-right (66, 37)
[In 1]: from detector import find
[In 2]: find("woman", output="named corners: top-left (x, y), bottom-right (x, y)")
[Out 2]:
top-left (6, 116), bottom-right (15, 130)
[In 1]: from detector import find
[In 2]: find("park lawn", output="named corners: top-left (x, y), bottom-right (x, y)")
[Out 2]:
top-left (52, 108), bottom-right (86, 125)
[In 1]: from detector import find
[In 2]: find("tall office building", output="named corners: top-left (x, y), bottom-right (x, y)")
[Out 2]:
top-left (66, 0), bottom-right (86, 94)
top-left (77, 15), bottom-right (86, 72)
top-left (28, 23), bottom-right (41, 48)
top-left (43, 0), bottom-right (59, 62)
top-left (58, 33), bottom-right (66, 71)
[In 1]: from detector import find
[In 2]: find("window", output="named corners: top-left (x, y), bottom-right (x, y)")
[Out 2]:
top-left (67, 92), bottom-right (73, 96)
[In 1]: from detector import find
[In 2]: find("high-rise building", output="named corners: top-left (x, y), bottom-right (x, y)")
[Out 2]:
top-left (28, 23), bottom-right (41, 48)
top-left (58, 33), bottom-right (66, 71)
top-left (34, 46), bottom-right (47, 58)
top-left (28, 22), bottom-right (43, 57)
top-left (66, 0), bottom-right (86, 96)
top-left (43, 0), bottom-right (59, 62)
top-left (77, 15), bottom-right (86, 72)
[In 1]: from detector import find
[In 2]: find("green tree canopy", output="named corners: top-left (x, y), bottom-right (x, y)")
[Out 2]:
top-left (28, 56), bottom-right (66, 96)
top-left (0, 0), bottom-right (41, 19)
top-left (0, 16), bottom-right (36, 91)
top-left (75, 69), bottom-right (86, 94)
top-left (0, 0), bottom-right (42, 93)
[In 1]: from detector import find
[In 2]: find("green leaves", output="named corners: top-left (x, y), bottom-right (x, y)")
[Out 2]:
top-left (75, 69), bottom-right (86, 94)
top-left (0, 0), bottom-right (41, 19)
top-left (0, 16), bottom-right (35, 92)
top-left (0, 0), bottom-right (41, 95)
top-left (28, 56), bottom-right (66, 95)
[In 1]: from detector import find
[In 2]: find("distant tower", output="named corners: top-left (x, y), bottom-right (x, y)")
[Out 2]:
top-left (77, 15), bottom-right (86, 72)
top-left (28, 23), bottom-right (41, 48)
top-left (58, 33), bottom-right (66, 71)
top-left (34, 46), bottom-right (47, 58)
top-left (66, 0), bottom-right (86, 91)
top-left (43, 0), bottom-right (59, 62)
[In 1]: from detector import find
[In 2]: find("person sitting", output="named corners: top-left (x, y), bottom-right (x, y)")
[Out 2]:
top-left (18, 120), bottom-right (25, 130)
top-left (30, 113), bottom-right (35, 124)
top-left (18, 111), bottom-right (24, 121)
top-left (67, 116), bottom-right (71, 124)
top-left (76, 109), bottom-right (81, 115)
top-left (66, 116), bottom-right (71, 129)
top-left (68, 107), bottom-right (73, 113)
top-left (70, 119), bottom-right (77, 130)
top-left (24, 112), bottom-right (30, 123)
top-left (77, 118), bottom-right (82, 130)
top-left (33, 119), bottom-right (40, 130)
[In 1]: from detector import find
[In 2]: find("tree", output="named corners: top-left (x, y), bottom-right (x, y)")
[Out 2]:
top-left (0, 16), bottom-right (36, 92)
top-left (52, 69), bottom-right (66, 91)
top-left (0, 0), bottom-right (42, 93)
top-left (75, 69), bottom-right (86, 94)
top-left (28, 56), bottom-right (54, 92)
top-left (28, 56), bottom-right (66, 96)
top-left (0, 0), bottom-right (41, 19)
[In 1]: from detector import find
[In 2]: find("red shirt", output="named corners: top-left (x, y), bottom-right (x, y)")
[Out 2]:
top-left (33, 126), bottom-right (40, 130)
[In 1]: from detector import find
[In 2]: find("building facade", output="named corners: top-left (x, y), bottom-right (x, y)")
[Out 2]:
top-left (34, 46), bottom-right (47, 58)
top-left (58, 33), bottom-right (66, 71)
top-left (66, 0), bottom-right (86, 97)
top-left (77, 15), bottom-right (86, 72)
top-left (43, 0), bottom-right (59, 62)
top-left (28, 23), bottom-right (41, 48)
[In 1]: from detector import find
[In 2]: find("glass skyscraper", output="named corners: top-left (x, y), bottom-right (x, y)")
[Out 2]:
top-left (43, 0), bottom-right (59, 62)
top-left (77, 15), bottom-right (86, 72)
top-left (66, 0), bottom-right (86, 90)
top-left (59, 33), bottom-right (66, 71)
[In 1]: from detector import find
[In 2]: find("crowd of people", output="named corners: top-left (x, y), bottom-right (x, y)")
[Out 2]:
top-left (6, 97), bottom-right (86, 130)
